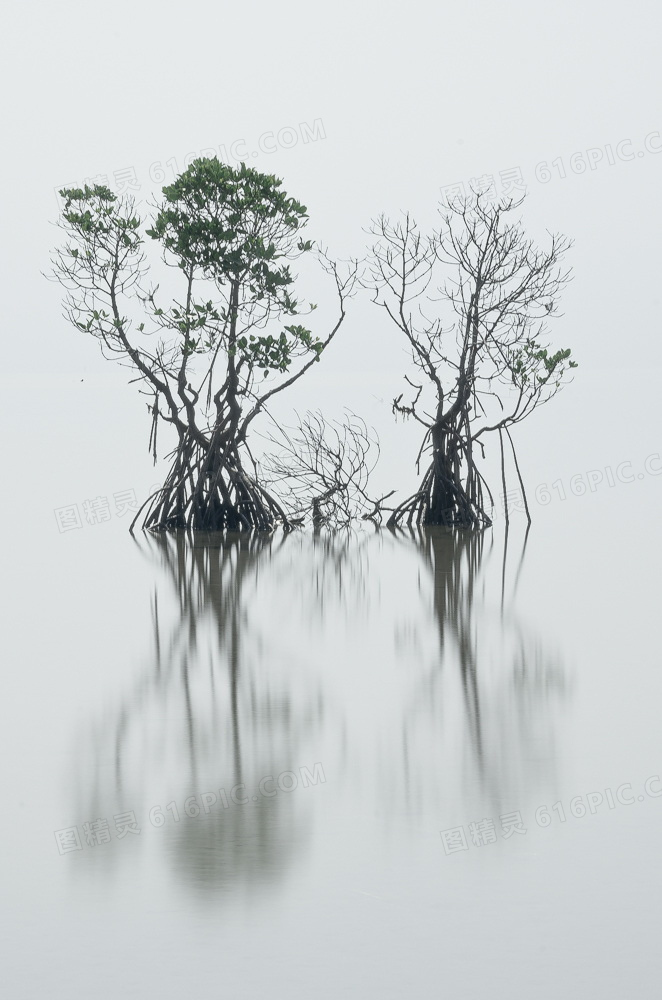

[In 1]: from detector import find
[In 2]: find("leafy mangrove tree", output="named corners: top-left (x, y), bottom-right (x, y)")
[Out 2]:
top-left (51, 157), bottom-right (356, 532)
top-left (367, 195), bottom-right (576, 529)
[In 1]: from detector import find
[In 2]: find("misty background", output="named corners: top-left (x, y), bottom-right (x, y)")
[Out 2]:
top-left (1, 3), bottom-right (661, 998)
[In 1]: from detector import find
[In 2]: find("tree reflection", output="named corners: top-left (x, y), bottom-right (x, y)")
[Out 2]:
top-left (72, 525), bottom-right (568, 897)
top-left (388, 526), bottom-right (568, 823)
top-left (75, 530), bottom-right (322, 899)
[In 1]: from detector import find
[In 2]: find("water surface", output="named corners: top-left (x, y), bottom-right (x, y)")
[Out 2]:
top-left (2, 497), bottom-right (661, 998)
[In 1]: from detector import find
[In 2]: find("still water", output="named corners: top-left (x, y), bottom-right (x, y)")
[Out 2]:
top-left (2, 490), bottom-right (661, 997)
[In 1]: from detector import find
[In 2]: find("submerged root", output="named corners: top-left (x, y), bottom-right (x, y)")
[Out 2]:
top-left (387, 453), bottom-right (493, 530)
top-left (133, 437), bottom-right (291, 533)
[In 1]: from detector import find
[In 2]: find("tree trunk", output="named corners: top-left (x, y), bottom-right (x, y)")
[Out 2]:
top-left (425, 427), bottom-right (478, 527)
top-left (141, 428), bottom-right (289, 533)
top-left (387, 423), bottom-right (491, 530)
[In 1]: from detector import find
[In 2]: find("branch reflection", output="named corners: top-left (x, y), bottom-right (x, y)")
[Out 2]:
top-left (72, 526), bottom-right (568, 898)
top-left (386, 526), bottom-right (568, 824)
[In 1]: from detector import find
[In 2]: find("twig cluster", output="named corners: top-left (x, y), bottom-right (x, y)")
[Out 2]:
top-left (366, 194), bottom-right (575, 527)
top-left (261, 410), bottom-right (394, 528)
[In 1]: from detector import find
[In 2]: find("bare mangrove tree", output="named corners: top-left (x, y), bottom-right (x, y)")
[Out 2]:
top-left (51, 157), bottom-right (356, 532)
top-left (367, 195), bottom-right (576, 529)
top-left (261, 410), bottom-right (394, 528)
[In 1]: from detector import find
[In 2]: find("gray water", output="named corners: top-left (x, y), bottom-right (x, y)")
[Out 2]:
top-left (2, 471), bottom-right (661, 997)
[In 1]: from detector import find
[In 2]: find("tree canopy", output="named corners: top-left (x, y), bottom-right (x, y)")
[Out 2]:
top-left (52, 158), bottom-right (356, 531)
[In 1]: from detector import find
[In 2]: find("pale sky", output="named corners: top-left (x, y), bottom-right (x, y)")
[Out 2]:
top-left (1, 0), bottom-right (660, 524)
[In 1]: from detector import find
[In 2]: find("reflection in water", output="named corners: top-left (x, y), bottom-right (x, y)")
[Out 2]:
top-left (75, 531), bottom-right (323, 900)
top-left (72, 526), bottom-right (569, 899)
top-left (387, 528), bottom-right (567, 824)
top-left (149, 532), bottom-right (323, 901)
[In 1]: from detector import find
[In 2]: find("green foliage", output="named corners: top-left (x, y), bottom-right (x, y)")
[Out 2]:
top-left (230, 324), bottom-right (323, 375)
top-left (59, 184), bottom-right (141, 247)
top-left (146, 158), bottom-right (310, 312)
top-left (54, 160), bottom-right (327, 390)
top-left (510, 338), bottom-right (578, 389)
